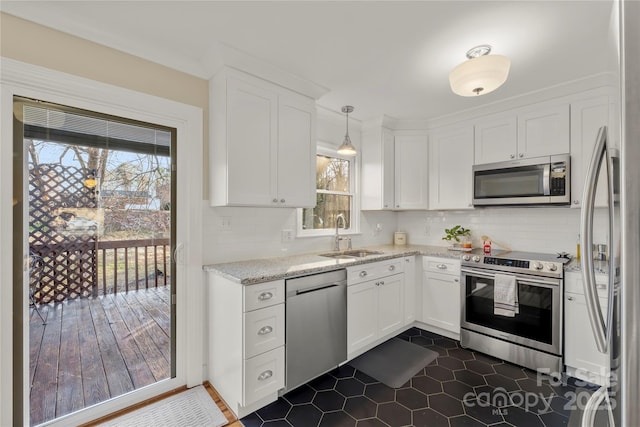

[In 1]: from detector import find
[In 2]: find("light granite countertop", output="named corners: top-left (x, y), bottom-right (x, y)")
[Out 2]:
top-left (203, 244), bottom-right (462, 285)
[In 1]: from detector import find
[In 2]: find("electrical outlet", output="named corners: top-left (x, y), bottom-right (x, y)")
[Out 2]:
top-left (221, 216), bottom-right (231, 230)
top-left (375, 223), bottom-right (383, 232)
top-left (281, 229), bottom-right (294, 242)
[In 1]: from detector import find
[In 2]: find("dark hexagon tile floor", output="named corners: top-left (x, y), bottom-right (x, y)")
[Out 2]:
top-left (240, 327), bottom-right (584, 427)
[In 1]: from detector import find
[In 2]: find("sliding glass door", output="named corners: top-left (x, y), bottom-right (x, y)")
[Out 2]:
top-left (14, 97), bottom-right (176, 426)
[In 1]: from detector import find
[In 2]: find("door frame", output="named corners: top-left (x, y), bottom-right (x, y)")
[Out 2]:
top-left (1, 57), bottom-right (204, 426)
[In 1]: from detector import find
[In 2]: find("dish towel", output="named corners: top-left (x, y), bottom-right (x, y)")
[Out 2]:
top-left (494, 273), bottom-right (519, 317)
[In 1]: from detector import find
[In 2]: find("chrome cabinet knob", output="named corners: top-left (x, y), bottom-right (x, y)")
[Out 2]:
top-left (258, 292), bottom-right (273, 301)
top-left (573, 200), bottom-right (580, 205)
top-left (510, 154), bottom-right (515, 159)
top-left (519, 153), bottom-right (524, 158)
top-left (359, 271), bottom-right (367, 277)
top-left (436, 263), bottom-right (447, 270)
top-left (567, 296), bottom-right (574, 301)
top-left (257, 326), bottom-right (273, 335)
top-left (389, 265), bottom-right (395, 271)
top-left (272, 198), bottom-right (278, 203)
top-left (396, 205), bottom-right (400, 208)
top-left (280, 199), bottom-right (285, 203)
top-left (257, 370), bottom-right (273, 381)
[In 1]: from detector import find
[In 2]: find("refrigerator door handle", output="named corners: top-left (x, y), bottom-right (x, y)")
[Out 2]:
top-left (580, 126), bottom-right (608, 353)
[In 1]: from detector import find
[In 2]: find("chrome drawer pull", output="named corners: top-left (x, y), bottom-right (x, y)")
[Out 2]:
top-left (258, 292), bottom-right (273, 301)
top-left (389, 265), bottom-right (395, 271)
top-left (257, 370), bottom-right (273, 381)
top-left (596, 284), bottom-right (606, 290)
top-left (437, 263), bottom-right (447, 270)
top-left (258, 326), bottom-right (273, 335)
top-left (359, 271), bottom-right (368, 277)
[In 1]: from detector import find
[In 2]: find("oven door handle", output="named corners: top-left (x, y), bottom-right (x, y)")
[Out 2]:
top-left (461, 268), bottom-right (560, 287)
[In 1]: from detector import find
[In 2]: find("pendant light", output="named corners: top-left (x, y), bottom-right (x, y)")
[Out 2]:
top-left (337, 105), bottom-right (357, 156)
top-left (449, 45), bottom-right (511, 97)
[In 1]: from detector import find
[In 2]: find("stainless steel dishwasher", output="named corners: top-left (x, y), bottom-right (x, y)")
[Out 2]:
top-left (285, 269), bottom-right (347, 392)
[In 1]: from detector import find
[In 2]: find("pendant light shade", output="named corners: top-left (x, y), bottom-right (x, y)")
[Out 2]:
top-left (337, 105), bottom-right (357, 156)
top-left (449, 45), bottom-right (510, 97)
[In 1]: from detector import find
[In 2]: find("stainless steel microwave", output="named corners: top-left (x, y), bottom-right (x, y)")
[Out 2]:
top-left (473, 154), bottom-right (570, 206)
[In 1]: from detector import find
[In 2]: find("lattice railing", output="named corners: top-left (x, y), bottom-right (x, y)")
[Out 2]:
top-left (29, 164), bottom-right (98, 304)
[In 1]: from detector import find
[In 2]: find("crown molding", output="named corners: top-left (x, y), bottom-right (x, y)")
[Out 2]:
top-left (205, 42), bottom-right (329, 100)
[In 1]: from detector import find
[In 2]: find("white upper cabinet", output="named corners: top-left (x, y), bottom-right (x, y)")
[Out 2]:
top-left (517, 102), bottom-right (570, 159)
top-left (474, 114), bottom-right (517, 164)
top-left (394, 134), bottom-right (429, 210)
top-left (210, 67), bottom-right (316, 207)
top-left (276, 93), bottom-right (316, 207)
top-left (570, 94), bottom-right (610, 208)
top-left (361, 127), bottom-right (395, 210)
top-left (429, 124), bottom-right (474, 210)
top-left (474, 102), bottom-right (570, 164)
top-left (361, 128), bottom-right (428, 210)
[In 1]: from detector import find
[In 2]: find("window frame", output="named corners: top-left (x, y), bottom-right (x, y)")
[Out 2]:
top-left (297, 143), bottom-right (359, 237)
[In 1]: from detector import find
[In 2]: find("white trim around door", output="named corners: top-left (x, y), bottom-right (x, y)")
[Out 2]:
top-left (0, 57), bottom-right (204, 426)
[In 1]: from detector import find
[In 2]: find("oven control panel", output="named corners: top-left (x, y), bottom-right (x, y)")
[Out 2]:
top-left (461, 252), bottom-right (566, 278)
top-left (483, 257), bottom-right (529, 269)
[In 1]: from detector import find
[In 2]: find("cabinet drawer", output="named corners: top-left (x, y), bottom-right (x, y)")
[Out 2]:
top-left (347, 258), bottom-right (404, 285)
top-left (243, 346), bottom-right (285, 405)
top-left (423, 257), bottom-right (460, 275)
top-left (244, 304), bottom-right (285, 359)
top-left (244, 280), bottom-right (285, 312)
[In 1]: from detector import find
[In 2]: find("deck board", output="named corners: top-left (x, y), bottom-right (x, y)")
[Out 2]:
top-left (30, 286), bottom-right (171, 426)
top-left (56, 299), bottom-right (84, 419)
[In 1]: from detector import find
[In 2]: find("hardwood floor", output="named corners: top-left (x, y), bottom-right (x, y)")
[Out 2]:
top-left (29, 286), bottom-right (171, 426)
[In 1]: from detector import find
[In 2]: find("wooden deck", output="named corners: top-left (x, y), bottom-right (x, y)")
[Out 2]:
top-left (29, 286), bottom-right (171, 426)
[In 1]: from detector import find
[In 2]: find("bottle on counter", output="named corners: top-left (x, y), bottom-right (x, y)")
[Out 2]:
top-left (576, 234), bottom-right (581, 260)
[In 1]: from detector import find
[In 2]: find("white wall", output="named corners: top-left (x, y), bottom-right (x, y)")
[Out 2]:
top-left (398, 207), bottom-right (609, 256)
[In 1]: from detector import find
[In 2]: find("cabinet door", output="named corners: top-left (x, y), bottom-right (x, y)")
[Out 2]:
top-left (347, 281), bottom-right (378, 355)
top-left (570, 96), bottom-right (609, 208)
top-left (517, 103), bottom-right (570, 159)
top-left (377, 274), bottom-right (404, 337)
top-left (277, 94), bottom-right (316, 207)
top-left (226, 77), bottom-right (278, 205)
top-left (394, 135), bottom-right (428, 209)
top-left (361, 128), bottom-right (394, 210)
top-left (422, 272), bottom-right (460, 333)
top-left (429, 125), bottom-right (474, 210)
top-left (564, 293), bottom-right (610, 384)
top-left (474, 114), bottom-right (517, 164)
top-left (404, 257), bottom-right (416, 325)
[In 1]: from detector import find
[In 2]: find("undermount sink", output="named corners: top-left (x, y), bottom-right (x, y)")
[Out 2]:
top-left (320, 249), bottom-right (384, 259)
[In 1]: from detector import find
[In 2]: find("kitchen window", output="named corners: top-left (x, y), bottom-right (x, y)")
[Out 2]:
top-left (298, 146), bottom-right (358, 236)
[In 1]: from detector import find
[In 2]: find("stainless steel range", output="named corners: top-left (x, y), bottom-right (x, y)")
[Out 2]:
top-left (460, 250), bottom-right (570, 374)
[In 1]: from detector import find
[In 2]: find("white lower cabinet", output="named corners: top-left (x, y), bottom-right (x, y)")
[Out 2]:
top-left (403, 256), bottom-right (416, 325)
top-left (347, 259), bottom-right (406, 358)
top-left (564, 271), bottom-right (610, 386)
top-left (208, 275), bottom-right (285, 418)
top-left (421, 257), bottom-right (461, 336)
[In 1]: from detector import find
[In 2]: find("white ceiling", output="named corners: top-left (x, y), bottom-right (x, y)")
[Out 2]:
top-left (1, 1), bottom-right (615, 121)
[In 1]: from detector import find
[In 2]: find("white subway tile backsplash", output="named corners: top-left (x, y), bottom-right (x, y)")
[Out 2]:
top-left (203, 203), bottom-right (607, 264)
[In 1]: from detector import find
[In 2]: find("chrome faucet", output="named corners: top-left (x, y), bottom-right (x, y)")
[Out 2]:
top-left (334, 213), bottom-right (350, 251)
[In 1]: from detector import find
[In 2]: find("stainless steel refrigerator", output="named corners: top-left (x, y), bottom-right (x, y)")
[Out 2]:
top-left (579, 1), bottom-right (640, 426)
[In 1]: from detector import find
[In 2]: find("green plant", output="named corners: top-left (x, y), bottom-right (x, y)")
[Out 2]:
top-left (442, 225), bottom-right (471, 243)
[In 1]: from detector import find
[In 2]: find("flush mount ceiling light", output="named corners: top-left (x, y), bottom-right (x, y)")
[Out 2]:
top-left (337, 105), bottom-right (357, 156)
top-left (449, 45), bottom-right (511, 97)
